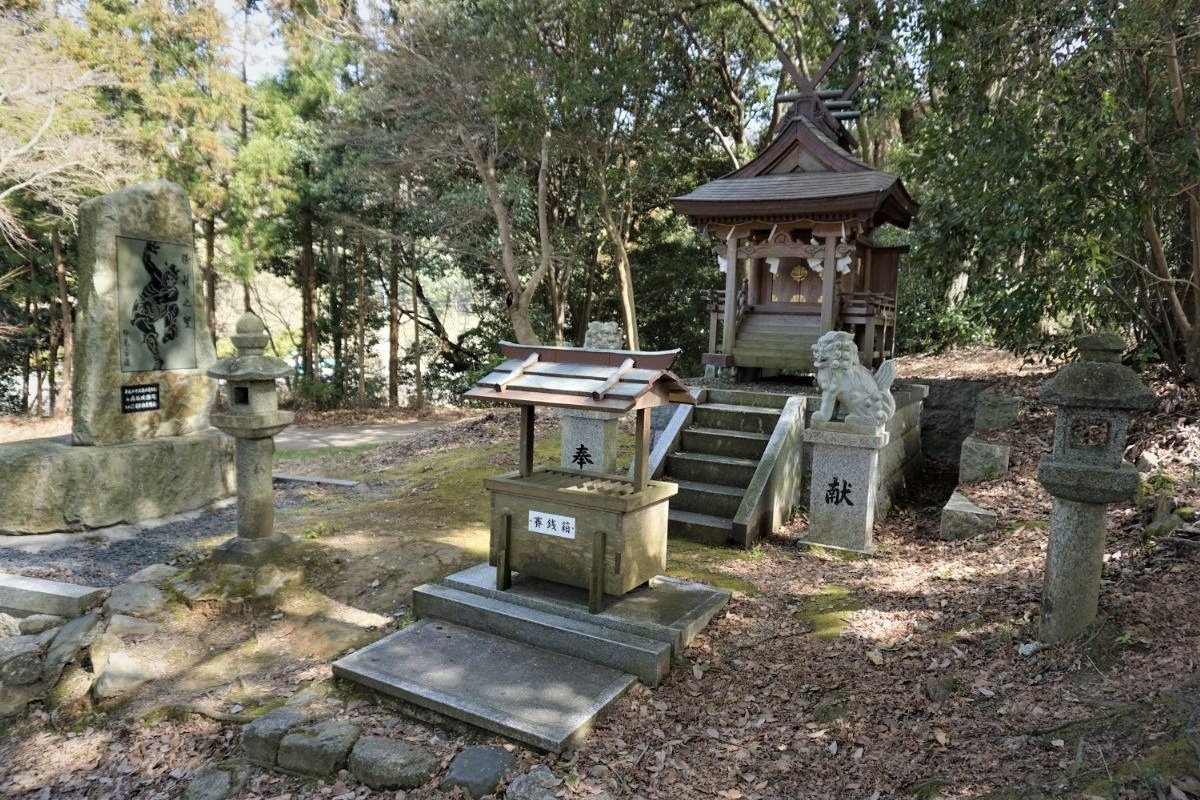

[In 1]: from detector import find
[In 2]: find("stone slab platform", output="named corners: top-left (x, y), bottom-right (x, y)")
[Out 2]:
top-left (0, 573), bottom-right (106, 617)
top-left (443, 563), bottom-right (730, 656)
top-left (0, 430), bottom-right (234, 534)
top-left (332, 619), bottom-right (635, 752)
top-left (412, 582), bottom-right (671, 686)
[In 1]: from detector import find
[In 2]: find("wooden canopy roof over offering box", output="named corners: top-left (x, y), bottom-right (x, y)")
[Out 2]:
top-left (464, 342), bottom-right (696, 413)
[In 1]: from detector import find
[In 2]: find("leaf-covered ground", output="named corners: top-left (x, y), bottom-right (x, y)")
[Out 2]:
top-left (1, 348), bottom-right (1198, 799)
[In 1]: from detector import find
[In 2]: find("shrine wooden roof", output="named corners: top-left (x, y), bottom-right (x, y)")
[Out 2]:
top-left (671, 59), bottom-right (917, 230)
top-left (463, 342), bottom-right (696, 413)
top-left (672, 171), bottom-right (915, 228)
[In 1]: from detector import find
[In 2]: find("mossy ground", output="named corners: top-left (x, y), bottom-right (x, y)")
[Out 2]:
top-left (787, 583), bottom-right (865, 639)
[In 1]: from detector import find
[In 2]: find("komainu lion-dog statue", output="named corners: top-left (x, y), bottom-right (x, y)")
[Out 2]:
top-left (811, 330), bottom-right (896, 427)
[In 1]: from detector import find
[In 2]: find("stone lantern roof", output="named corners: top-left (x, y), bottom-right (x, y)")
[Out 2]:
top-left (208, 313), bottom-right (291, 382)
top-left (1039, 334), bottom-right (1156, 411)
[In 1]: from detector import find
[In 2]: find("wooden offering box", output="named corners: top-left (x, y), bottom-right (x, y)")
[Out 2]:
top-left (465, 342), bottom-right (696, 612)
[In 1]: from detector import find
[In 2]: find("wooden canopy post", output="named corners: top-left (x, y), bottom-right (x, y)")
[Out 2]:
top-left (518, 405), bottom-right (535, 478)
top-left (633, 407), bottom-right (651, 492)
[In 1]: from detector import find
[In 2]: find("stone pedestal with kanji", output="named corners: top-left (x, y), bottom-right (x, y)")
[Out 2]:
top-left (559, 410), bottom-right (618, 474)
top-left (801, 421), bottom-right (889, 553)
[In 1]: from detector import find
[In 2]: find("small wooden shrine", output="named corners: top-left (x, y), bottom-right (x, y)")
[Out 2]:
top-left (672, 46), bottom-right (918, 374)
top-left (464, 342), bottom-right (696, 612)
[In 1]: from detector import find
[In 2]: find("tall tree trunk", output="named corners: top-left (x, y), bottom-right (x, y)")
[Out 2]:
top-left (33, 346), bottom-right (43, 417)
top-left (535, 131), bottom-right (563, 345)
top-left (52, 226), bottom-right (72, 418)
top-left (329, 230), bottom-right (344, 400)
top-left (576, 242), bottom-right (601, 346)
top-left (202, 217), bottom-right (217, 346)
top-left (457, 125), bottom-right (552, 345)
top-left (47, 311), bottom-right (58, 415)
top-left (21, 268), bottom-right (31, 412)
top-left (356, 238), bottom-right (366, 409)
top-left (409, 249), bottom-right (424, 412)
top-left (299, 164), bottom-right (317, 380)
top-left (20, 345), bottom-right (29, 412)
top-left (595, 168), bottom-right (639, 350)
top-left (387, 239), bottom-right (400, 409)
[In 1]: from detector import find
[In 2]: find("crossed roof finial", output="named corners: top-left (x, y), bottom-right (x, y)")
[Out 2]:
top-left (777, 41), bottom-right (845, 94)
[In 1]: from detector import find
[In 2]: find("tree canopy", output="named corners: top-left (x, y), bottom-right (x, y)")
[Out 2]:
top-left (1, 0), bottom-right (1197, 414)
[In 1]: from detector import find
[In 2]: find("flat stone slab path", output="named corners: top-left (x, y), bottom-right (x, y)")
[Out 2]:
top-left (0, 573), bottom-right (106, 617)
top-left (333, 619), bottom-right (636, 752)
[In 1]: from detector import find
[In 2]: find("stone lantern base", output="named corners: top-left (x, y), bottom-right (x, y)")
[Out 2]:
top-left (211, 532), bottom-right (295, 567)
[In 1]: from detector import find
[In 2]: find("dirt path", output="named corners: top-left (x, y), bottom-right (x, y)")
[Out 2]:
top-left (274, 420), bottom-right (445, 450)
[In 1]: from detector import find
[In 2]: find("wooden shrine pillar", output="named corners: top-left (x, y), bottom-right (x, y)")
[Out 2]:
top-left (820, 233), bottom-right (837, 333)
top-left (721, 247), bottom-right (738, 354)
top-left (746, 258), bottom-right (760, 307)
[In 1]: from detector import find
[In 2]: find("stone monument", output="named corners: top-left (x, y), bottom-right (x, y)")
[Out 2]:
top-left (207, 313), bottom-right (295, 566)
top-left (801, 331), bottom-right (896, 552)
top-left (73, 182), bottom-right (216, 445)
top-left (559, 322), bottom-right (625, 474)
top-left (0, 180), bottom-right (234, 534)
top-left (1036, 332), bottom-right (1155, 643)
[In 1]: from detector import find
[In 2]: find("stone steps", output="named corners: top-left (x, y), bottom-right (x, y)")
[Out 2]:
top-left (672, 479), bottom-right (745, 518)
top-left (705, 389), bottom-right (792, 409)
top-left (739, 314), bottom-right (822, 331)
top-left (412, 583), bottom-right (671, 686)
top-left (729, 350), bottom-right (815, 371)
top-left (681, 427), bottom-right (771, 460)
top-left (666, 452), bottom-right (759, 486)
top-left (441, 564), bottom-right (729, 656)
top-left (667, 509), bottom-right (734, 545)
top-left (662, 392), bottom-right (796, 545)
top-left (693, 403), bottom-right (781, 434)
top-left (735, 331), bottom-right (822, 344)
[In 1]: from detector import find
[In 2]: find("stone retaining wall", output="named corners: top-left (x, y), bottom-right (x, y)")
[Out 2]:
top-left (876, 383), bottom-right (929, 519)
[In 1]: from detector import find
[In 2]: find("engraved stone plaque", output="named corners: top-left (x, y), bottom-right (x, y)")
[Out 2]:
top-left (116, 236), bottom-right (198, 373)
top-left (120, 383), bottom-right (161, 413)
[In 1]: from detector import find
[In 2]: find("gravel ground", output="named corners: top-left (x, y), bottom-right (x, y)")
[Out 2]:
top-left (0, 489), bottom-right (309, 587)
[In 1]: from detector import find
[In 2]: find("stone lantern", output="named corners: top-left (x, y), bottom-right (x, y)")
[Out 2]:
top-left (1036, 332), bottom-right (1156, 642)
top-left (207, 313), bottom-right (295, 566)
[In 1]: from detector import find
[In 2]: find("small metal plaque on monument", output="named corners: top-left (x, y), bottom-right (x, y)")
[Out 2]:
top-left (116, 236), bottom-right (198, 373)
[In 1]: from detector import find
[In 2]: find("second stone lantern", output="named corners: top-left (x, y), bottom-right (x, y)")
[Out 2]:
top-left (207, 313), bottom-right (295, 566)
top-left (1036, 332), bottom-right (1156, 642)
